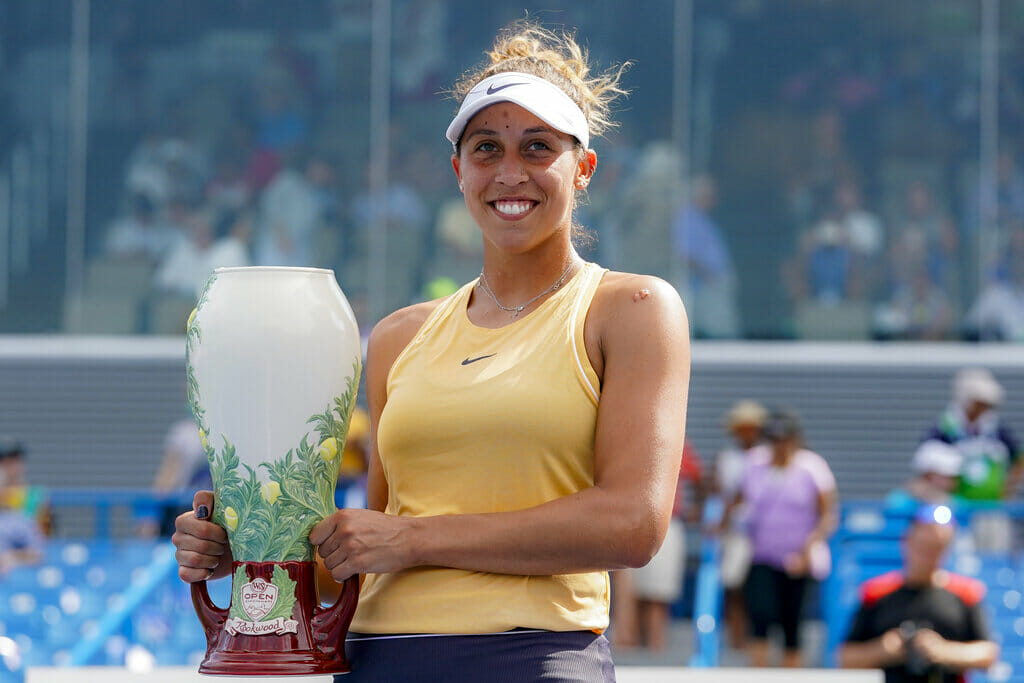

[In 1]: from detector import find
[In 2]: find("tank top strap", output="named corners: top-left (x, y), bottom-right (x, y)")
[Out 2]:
top-left (568, 263), bottom-right (606, 405)
top-left (386, 280), bottom-right (476, 389)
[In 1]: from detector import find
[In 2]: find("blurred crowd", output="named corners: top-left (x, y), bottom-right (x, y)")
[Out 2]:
top-left (3, 3), bottom-right (1024, 338)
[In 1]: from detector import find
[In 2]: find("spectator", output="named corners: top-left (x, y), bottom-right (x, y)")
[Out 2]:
top-left (886, 440), bottom-right (964, 514)
top-left (0, 498), bottom-right (44, 575)
top-left (833, 177), bottom-right (884, 270)
top-left (137, 414), bottom-right (209, 538)
top-left (153, 206), bottom-right (218, 298)
top-left (804, 219), bottom-right (857, 304)
top-left (872, 263), bottom-right (954, 341)
top-left (672, 173), bottom-right (740, 338)
top-left (965, 222), bottom-right (1024, 341)
top-left (0, 437), bottom-right (52, 535)
top-left (612, 440), bottom-right (704, 653)
top-left (104, 191), bottom-right (183, 265)
top-left (890, 180), bottom-right (958, 297)
top-left (720, 409), bottom-right (838, 667)
top-left (924, 368), bottom-right (1023, 551)
top-left (839, 504), bottom-right (999, 683)
top-left (255, 148), bottom-right (337, 267)
top-left (710, 400), bottom-right (768, 651)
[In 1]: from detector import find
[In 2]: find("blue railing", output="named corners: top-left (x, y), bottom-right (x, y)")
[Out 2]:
top-left (689, 496), bottom-right (724, 667)
top-left (47, 488), bottom-right (195, 539)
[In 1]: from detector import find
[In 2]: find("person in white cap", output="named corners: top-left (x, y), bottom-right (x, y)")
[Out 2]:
top-left (885, 440), bottom-right (964, 513)
top-left (924, 368), bottom-right (1021, 502)
top-left (921, 367), bottom-right (1022, 551)
top-left (172, 20), bottom-right (690, 681)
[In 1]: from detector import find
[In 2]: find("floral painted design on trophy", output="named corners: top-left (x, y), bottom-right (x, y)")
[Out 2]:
top-left (206, 369), bottom-right (360, 562)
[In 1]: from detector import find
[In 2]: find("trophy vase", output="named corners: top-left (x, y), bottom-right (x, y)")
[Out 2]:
top-left (185, 266), bottom-right (362, 675)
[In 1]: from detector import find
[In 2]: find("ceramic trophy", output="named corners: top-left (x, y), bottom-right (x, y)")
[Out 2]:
top-left (185, 266), bottom-right (361, 675)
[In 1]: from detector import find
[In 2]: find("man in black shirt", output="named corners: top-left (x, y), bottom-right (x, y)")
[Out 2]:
top-left (839, 504), bottom-right (999, 683)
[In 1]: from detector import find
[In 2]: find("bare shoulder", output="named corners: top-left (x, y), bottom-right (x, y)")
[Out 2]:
top-left (592, 271), bottom-right (688, 329)
top-left (367, 299), bottom-right (444, 369)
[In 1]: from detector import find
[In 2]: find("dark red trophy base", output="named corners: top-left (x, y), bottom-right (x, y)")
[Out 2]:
top-left (192, 561), bottom-right (358, 676)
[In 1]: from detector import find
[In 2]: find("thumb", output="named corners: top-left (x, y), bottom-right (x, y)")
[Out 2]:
top-left (192, 490), bottom-right (216, 520)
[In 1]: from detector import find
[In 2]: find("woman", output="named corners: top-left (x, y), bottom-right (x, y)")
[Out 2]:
top-left (720, 409), bottom-right (837, 668)
top-left (172, 21), bottom-right (690, 681)
top-left (711, 399), bottom-right (767, 651)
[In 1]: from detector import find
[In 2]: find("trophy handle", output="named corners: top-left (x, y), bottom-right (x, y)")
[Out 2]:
top-left (312, 575), bottom-right (359, 655)
top-left (191, 579), bottom-right (229, 647)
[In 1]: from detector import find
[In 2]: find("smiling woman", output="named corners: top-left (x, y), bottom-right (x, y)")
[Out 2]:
top-left (171, 19), bottom-right (691, 682)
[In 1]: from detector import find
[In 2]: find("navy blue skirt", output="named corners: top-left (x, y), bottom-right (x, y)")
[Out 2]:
top-left (336, 629), bottom-right (616, 682)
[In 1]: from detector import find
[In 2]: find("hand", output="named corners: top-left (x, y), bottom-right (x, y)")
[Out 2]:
top-left (910, 628), bottom-right (949, 667)
top-left (880, 628), bottom-right (907, 663)
top-left (171, 490), bottom-right (232, 583)
top-left (783, 550), bottom-right (809, 577)
top-left (309, 508), bottom-right (413, 582)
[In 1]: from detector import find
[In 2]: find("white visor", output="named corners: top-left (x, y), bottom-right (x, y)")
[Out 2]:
top-left (446, 71), bottom-right (589, 150)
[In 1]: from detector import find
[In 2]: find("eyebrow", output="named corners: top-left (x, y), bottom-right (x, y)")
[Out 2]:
top-left (464, 125), bottom-right (559, 141)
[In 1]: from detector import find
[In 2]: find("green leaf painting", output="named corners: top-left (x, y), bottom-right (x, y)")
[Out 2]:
top-left (185, 272), bottom-right (217, 437)
top-left (195, 360), bottom-right (362, 562)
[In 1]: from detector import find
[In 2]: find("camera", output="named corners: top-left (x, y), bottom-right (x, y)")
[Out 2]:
top-left (899, 620), bottom-right (932, 676)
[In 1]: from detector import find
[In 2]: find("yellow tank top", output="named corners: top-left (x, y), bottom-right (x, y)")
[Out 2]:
top-left (352, 262), bottom-right (608, 634)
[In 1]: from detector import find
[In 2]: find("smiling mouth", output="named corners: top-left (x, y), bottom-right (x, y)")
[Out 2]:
top-left (491, 199), bottom-right (538, 217)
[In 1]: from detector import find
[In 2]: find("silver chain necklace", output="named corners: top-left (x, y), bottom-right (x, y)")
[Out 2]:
top-left (478, 259), bottom-right (577, 319)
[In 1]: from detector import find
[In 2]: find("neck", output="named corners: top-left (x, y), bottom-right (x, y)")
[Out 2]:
top-left (771, 445), bottom-right (795, 465)
top-left (904, 567), bottom-right (941, 588)
top-left (480, 248), bottom-right (579, 299)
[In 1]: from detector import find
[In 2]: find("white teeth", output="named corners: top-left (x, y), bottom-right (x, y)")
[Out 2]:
top-left (494, 201), bottom-right (533, 216)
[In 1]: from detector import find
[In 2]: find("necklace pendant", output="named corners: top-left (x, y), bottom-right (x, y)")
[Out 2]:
top-left (512, 307), bottom-right (523, 319)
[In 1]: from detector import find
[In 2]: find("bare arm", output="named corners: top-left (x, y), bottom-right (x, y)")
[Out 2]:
top-left (312, 275), bottom-right (691, 580)
top-left (1005, 457), bottom-right (1024, 499)
top-left (808, 486), bottom-right (838, 546)
top-left (912, 629), bottom-right (1000, 672)
top-left (838, 628), bottom-right (906, 669)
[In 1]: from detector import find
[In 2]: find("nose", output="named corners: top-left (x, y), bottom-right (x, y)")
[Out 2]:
top-left (495, 154), bottom-right (527, 186)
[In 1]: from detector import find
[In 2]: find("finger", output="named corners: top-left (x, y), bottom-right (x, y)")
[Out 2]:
top-left (193, 490), bottom-right (215, 517)
top-left (175, 547), bottom-right (222, 573)
top-left (179, 565), bottom-right (215, 584)
top-left (325, 552), bottom-right (357, 583)
top-left (172, 529), bottom-right (228, 557)
top-left (176, 517), bottom-right (229, 544)
top-left (309, 515), bottom-right (337, 546)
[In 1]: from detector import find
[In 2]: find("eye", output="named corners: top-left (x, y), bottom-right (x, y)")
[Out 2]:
top-left (526, 140), bottom-right (552, 152)
top-left (474, 141), bottom-right (498, 153)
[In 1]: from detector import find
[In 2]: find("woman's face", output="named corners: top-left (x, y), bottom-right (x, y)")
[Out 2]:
top-left (451, 102), bottom-right (594, 255)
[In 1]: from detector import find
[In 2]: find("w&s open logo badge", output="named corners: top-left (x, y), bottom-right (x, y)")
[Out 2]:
top-left (225, 566), bottom-right (299, 636)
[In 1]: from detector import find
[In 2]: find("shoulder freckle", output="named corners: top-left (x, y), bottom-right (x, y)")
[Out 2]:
top-left (632, 288), bottom-right (650, 302)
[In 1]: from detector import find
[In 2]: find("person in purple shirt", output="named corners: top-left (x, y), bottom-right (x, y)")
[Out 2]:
top-left (720, 409), bottom-right (838, 667)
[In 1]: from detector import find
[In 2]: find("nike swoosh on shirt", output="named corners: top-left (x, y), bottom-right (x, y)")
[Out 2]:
top-left (461, 353), bottom-right (497, 365)
top-left (486, 82), bottom-right (526, 95)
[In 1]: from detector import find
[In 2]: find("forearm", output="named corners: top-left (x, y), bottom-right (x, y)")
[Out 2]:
top-left (932, 640), bottom-right (1000, 671)
top-left (404, 484), bottom-right (665, 576)
top-left (1005, 460), bottom-right (1024, 498)
top-left (838, 631), bottom-right (904, 669)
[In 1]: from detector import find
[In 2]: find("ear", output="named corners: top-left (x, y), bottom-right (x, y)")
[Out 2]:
top-left (575, 149), bottom-right (597, 190)
top-left (451, 155), bottom-right (462, 188)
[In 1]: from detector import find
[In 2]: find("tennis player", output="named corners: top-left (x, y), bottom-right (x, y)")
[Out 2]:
top-left (174, 20), bottom-right (690, 681)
